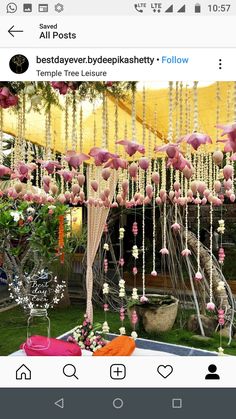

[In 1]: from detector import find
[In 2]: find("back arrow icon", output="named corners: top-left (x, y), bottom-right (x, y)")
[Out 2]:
top-left (8, 25), bottom-right (24, 37)
top-left (54, 398), bottom-right (64, 409)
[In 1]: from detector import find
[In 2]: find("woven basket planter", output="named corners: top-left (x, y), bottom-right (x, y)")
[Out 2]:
top-left (128, 294), bottom-right (179, 333)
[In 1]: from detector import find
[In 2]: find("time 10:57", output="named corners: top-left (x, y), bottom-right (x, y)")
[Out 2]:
top-left (208, 4), bottom-right (231, 12)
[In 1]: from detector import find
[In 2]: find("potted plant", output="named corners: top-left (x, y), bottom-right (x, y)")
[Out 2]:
top-left (128, 294), bottom-right (179, 333)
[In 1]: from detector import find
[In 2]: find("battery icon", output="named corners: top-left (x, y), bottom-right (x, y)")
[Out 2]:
top-left (195, 3), bottom-right (201, 13)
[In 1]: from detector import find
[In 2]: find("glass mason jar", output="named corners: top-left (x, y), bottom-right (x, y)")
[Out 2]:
top-left (27, 308), bottom-right (51, 350)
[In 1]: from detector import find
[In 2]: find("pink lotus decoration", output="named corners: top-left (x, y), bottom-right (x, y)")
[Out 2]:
top-left (160, 247), bottom-right (169, 255)
top-left (171, 222), bottom-right (181, 232)
top-left (181, 248), bottom-right (191, 257)
top-left (0, 87), bottom-right (18, 109)
top-left (58, 169), bottom-right (74, 183)
top-left (139, 157), bottom-right (149, 171)
top-left (151, 270), bottom-right (157, 277)
top-left (89, 147), bottom-right (118, 166)
top-left (64, 150), bottom-right (90, 169)
top-left (167, 151), bottom-right (191, 171)
top-left (194, 271), bottom-right (202, 281)
top-left (140, 295), bottom-right (149, 303)
top-left (37, 160), bottom-right (61, 174)
top-left (179, 132), bottom-right (212, 150)
top-left (216, 123), bottom-right (236, 152)
top-left (155, 143), bottom-right (179, 158)
top-left (206, 302), bottom-right (215, 311)
top-left (42, 175), bottom-right (51, 193)
top-left (217, 122), bottom-right (236, 142)
top-left (11, 162), bottom-right (37, 181)
top-left (116, 140), bottom-right (145, 157)
top-left (51, 82), bottom-right (69, 95)
top-left (0, 164), bottom-right (11, 177)
top-left (104, 157), bottom-right (128, 170)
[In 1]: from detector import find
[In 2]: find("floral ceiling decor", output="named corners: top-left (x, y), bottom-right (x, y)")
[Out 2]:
top-left (0, 80), bottom-right (236, 353)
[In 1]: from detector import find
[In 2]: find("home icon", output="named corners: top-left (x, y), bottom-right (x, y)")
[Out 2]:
top-left (16, 364), bottom-right (32, 380)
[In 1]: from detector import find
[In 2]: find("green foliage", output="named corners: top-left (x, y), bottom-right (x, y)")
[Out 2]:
top-left (0, 197), bottom-right (70, 264)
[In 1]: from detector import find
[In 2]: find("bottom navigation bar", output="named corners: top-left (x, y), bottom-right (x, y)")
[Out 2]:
top-left (0, 388), bottom-right (235, 418)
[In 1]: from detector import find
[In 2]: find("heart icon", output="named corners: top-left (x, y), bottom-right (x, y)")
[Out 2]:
top-left (157, 365), bottom-right (173, 379)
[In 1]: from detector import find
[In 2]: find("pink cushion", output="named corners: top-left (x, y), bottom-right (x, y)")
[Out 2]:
top-left (20, 335), bottom-right (82, 356)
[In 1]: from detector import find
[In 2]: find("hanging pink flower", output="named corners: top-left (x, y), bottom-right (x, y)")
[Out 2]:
top-left (179, 132), bottom-right (212, 150)
top-left (218, 247), bottom-right (225, 264)
top-left (119, 258), bottom-right (125, 266)
top-left (129, 162), bottom-right (138, 179)
top-left (89, 147), bottom-right (118, 166)
top-left (206, 302), bottom-right (215, 311)
top-left (151, 270), bottom-right (157, 277)
top-left (77, 173), bottom-right (85, 186)
top-left (37, 159), bottom-right (61, 174)
top-left (0, 164), bottom-right (11, 177)
top-left (217, 122), bottom-right (236, 153)
top-left (116, 139), bottom-right (145, 157)
top-left (64, 150), bottom-right (90, 169)
top-left (218, 309), bottom-right (225, 326)
top-left (139, 157), bottom-right (149, 170)
top-left (194, 271), bottom-right (202, 281)
top-left (101, 168), bottom-right (111, 180)
top-left (104, 157), bottom-right (128, 170)
top-left (42, 175), bottom-right (51, 193)
top-left (217, 122), bottom-right (236, 142)
top-left (11, 162), bottom-right (36, 181)
top-left (131, 310), bottom-right (138, 324)
top-left (91, 180), bottom-right (98, 192)
top-left (171, 222), bottom-right (181, 232)
top-left (132, 266), bottom-right (138, 275)
top-left (0, 87), bottom-right (18, 108)
top-left (51, 82), bottom-right (69, 95)
top-left (213, 150), bottom-right (224, 165)
top-left (58, 169), bottom-right (74, 182)
top-left (181, 248), bottom-right (191, 257)
top-left (155, 143), bottom-right (179, 158)
top-left (132, 222), bottom-right (138, 235)
top-left (223, 164), bottom-right (233, 180)
top-left (103, 304), bottom-right (109, 312)
top-left (151, 172), bottom-right (160, 185)
top-left (167, 150), bottom-right (191, 171)
top-left (140, 295), bottom-right (149, 303)
top-left (160, 247), bottom-right (169, 255)
top-left (120, 307), bottom-right (125, 321)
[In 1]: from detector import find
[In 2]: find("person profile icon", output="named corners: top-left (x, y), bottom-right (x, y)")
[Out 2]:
top-left (205, 364), bottom-right (220, 380)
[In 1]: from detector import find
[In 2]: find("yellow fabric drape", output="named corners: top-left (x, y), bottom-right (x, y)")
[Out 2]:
top-left (2, 82), bottom-right (232, 156)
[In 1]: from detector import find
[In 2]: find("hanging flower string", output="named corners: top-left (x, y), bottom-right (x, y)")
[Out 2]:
top-left (58, 214), bottom-right (65, 264)
top-left (102, 223), bottom-right (110, 334)
top-left (119, 212), bottom-right (126, 335)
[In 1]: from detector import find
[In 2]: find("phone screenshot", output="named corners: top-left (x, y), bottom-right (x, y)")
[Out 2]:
top-left (0, 0), bottom-right (235, 417)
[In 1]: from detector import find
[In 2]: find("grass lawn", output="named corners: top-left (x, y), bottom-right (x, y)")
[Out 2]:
top-left (0, 305), bottom-right (236, 356)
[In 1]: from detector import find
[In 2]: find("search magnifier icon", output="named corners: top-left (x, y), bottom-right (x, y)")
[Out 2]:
top-left (63, 364), bottom-right (78, 380)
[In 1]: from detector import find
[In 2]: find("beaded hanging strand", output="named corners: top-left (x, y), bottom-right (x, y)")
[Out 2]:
top-left (130, 85), bottom-right (138, 341)
top-left (192, 82), bottom-right (202, 281)
top-left (160, 82), bottom-right (173, 256)
top-left (72, 90), bottom-right (77, 152)
top-left (140, 84), bottom-right (148, 303)
top-left (102, 223), bottom-right (110, 335)
top-left (151, 107), bottom-right (158, 276)
top-left (0, 108), bottom-right (3, 164)
top-left (118, 211), bottom-right (126, 335)
top-left (181, 84), bottom-right (192, 256)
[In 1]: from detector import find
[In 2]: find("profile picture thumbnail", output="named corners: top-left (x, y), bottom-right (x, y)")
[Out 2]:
top-left (9, 54), bottom-right (29, 74)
